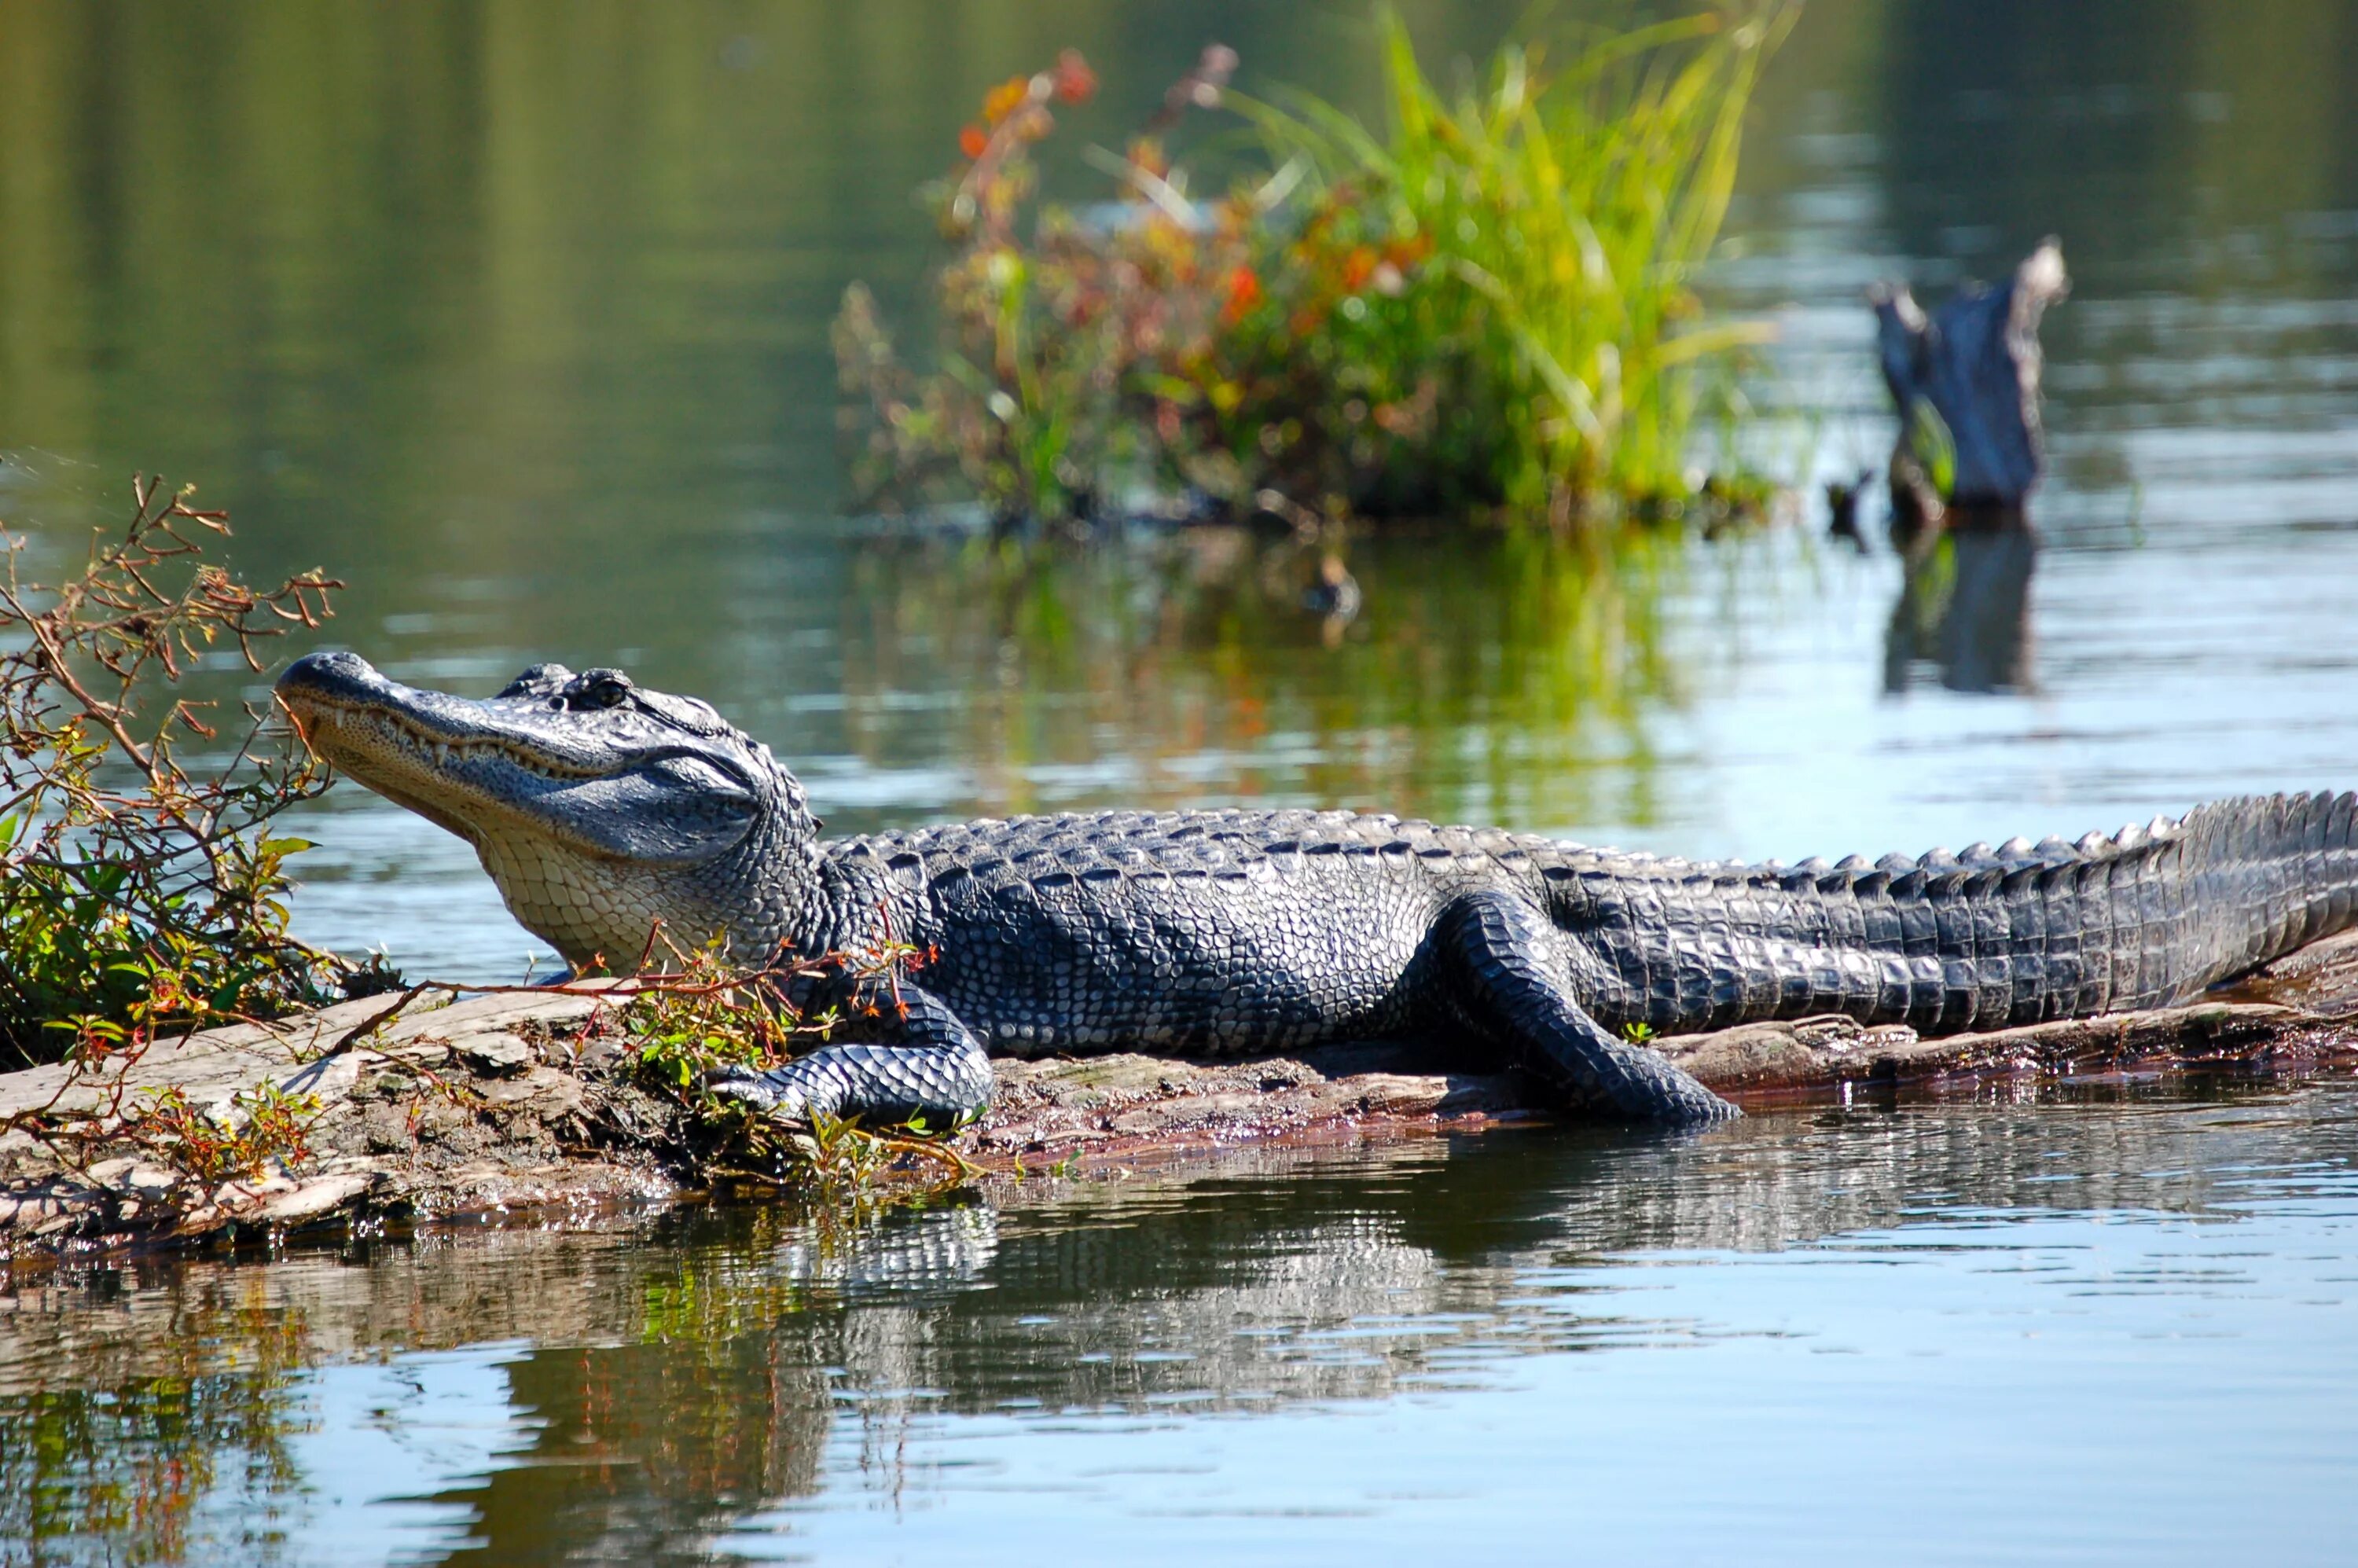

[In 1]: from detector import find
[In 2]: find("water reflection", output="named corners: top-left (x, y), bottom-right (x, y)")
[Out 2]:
top-left (825, 522), bottom-right (1684, 830)
top-left (1, 0), bottom-right (2355, 971)
top-left (6, 1078), bottom-right (2356, 1562)
top-left (1884, 516), bottom-right (2040, 694)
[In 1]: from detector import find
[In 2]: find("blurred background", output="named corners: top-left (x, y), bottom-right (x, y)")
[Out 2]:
top-left (4, 0), bottom-right (2356, 976)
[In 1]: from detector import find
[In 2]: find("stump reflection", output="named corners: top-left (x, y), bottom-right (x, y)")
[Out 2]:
top-left (1883, 513), bottom-right (2038, 696)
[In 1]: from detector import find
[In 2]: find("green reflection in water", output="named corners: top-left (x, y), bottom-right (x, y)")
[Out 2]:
top-left (0, 1283), bottom-right (310, 1566)
top-left (4, 0), bottom-right (2350, 621)
top-left (2, 1078), bottom-right (2351, 1565)
top-left (825, 523), bottom-right (1684, 831)
top-left (2, 0), bottom-right (2352, 846)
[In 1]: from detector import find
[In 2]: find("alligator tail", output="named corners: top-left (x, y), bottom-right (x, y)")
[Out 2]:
top-left (1849, 789), bottom-right (2358, 1030)
top-left (2152, 789), bottom-right (2358, 989)
top-left (1579, 790), bottom-right (2358, 1037)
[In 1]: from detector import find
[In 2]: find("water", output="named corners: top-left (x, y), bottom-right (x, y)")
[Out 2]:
top-left (4, 1), bottom-right (2358, 1560)
top-left (4, 0), bottom-right (2353, 980)
top-left (6, 1081), bottom-right (2356, 1563)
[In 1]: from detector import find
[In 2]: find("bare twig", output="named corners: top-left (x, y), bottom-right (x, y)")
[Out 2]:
top-left (2, 476), bottom-right (348, 1066)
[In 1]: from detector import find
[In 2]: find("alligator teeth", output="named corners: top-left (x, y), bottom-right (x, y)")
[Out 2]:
top-left (376, 717), bottom-right (602, 780)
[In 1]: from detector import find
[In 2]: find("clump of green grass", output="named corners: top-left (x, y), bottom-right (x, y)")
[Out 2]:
top-left (1230, 7), bottom-right (1793, 527)
top-left (836, 6), bottom-right (1792, 534)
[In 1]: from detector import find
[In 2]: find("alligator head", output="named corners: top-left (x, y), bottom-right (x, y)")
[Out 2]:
top-left (276, 651), bottom-right (821, 970)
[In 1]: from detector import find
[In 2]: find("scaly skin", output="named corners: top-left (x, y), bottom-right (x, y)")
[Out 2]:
top-left (277, 652), bottom-right (2358, 1129)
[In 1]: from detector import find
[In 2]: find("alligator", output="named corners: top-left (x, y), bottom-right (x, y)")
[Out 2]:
top-left (277, 652), bottom-right (2358, 1129)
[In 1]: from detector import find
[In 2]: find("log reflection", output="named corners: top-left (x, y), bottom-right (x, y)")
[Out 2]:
top-left (2, 1079), bottom-right (2350, 1562)
top-left (1884, 513), bottom-right (2039, 695)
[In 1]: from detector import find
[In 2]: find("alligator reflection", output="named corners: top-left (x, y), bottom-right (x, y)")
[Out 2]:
top-left (3, 1080), bottom-right (2351, 1564)
top-left (1884, 517), bottom-right (2038, 695)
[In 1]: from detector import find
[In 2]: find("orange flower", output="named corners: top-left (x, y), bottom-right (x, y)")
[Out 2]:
top-left (1127, 137), bottom-right (1169, 181)
top-left (1383, 235), bottom-right (1433, 269)
top-left (982, 75), bottom-right (1032, 124)
top-left (959, 123), bottom-right (990, 160)
top-left (1339, 245), bottom-right (1379, 292)
top-left (1052, 49), bottom-right (1098, 105)
top-left (1220, 265), bottom-right (1262, 326)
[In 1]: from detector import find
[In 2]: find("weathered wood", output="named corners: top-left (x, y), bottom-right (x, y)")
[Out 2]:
top-left (2233, 926), bottom-right (2358, 1018)
top-left (4, 931), bottom-right (2353, 1258)
top-left (1660, 1001), bottom-right (2311, 1092)
top-left (1873, 238), bottom-right (2069, 537)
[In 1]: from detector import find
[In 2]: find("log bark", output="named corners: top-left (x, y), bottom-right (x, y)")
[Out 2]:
top-left (6, 930), bottom-right (2355, 1258)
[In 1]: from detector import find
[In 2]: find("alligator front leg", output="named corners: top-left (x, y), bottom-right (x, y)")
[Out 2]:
top-left (706, 982), bottom-right (995, 1131)
top-left (1439, 891), bottom-right (1737, 1125)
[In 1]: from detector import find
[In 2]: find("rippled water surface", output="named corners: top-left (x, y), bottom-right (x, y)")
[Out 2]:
top-left (4, 0), bottom-right (2357, 1559)
top-left (6, 1081), bottom-right (2358, 1563)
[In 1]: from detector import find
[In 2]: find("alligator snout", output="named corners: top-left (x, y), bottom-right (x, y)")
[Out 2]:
top-left (277, 649), bottom-right (395, 710)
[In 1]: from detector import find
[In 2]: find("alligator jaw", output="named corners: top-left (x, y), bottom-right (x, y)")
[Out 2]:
top-left (274, 650), bottom-right (796, 968)
top-left (279, 654), bottom-right (612, 851)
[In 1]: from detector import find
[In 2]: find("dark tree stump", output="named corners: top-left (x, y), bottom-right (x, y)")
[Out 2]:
top-left (1871, 239), bottom-right (2070, 548)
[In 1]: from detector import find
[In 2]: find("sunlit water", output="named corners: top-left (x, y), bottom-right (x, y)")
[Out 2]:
top-left (3, 0), bottom-right (2357, 1560)
top-left (5, 1081), bottom-right (2356, 1564)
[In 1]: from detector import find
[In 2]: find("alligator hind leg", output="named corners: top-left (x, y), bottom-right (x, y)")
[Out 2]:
top-left (1439, 892), bottom-right (1737, 1124)
top-left (707, 982), bottom-right (995, 1130)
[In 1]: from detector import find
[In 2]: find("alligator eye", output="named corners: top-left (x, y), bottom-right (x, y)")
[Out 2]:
top-left (575, 671), bottom-right (633, 711)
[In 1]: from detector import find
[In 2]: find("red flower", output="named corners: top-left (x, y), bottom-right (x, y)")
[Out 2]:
top-left (959, 123), bottom-right (990, 160)
top-left (1052, 50), bottom-right (1098, 105)
top-left (1220, 265), bottom-right (1263, 325)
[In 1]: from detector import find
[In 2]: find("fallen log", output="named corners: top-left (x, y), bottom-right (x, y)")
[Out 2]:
top-left (5, 931), bottom-right (2355, 1259)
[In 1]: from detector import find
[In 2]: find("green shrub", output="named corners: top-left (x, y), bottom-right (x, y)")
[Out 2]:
top-left (0, 478), bottom-right (348, 1066)
top-left (835, 6), bottom-right (1793, 533)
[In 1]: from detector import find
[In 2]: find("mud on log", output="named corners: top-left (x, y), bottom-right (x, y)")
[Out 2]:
top-left (5, 930), bottom-right (2356, 1258)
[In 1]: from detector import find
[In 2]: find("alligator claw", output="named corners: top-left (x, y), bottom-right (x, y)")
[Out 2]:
top-left (701, 1067), bottom-right (807, 1121)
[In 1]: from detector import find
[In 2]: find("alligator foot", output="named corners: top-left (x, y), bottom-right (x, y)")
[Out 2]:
top-left (702, 983), bottom-right (995, 1133)
top-left (1442, 891), bottom-right (1739, 1124)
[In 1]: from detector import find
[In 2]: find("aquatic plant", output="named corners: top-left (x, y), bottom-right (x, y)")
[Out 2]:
top-left (0, 478), bottom-right (348, 1067)
top-left (835, 7), bottom-right (1791, 533)
top-left (1231, 8), bottom-right (1793, 526)
top-left (614, 938), bottom-right (979, 1194)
